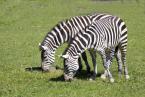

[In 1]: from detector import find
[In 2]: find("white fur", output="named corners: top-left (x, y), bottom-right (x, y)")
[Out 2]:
top-left (61, 54), bottom-right (69, 59)
top-left (125, 75), bottom-right (130, 79)
top-left (100, 74), bottom-right (106, 80)
top-left (110, 78), bottom-right (115, 83)
top-left (41, 45), bottom-right (48, 50)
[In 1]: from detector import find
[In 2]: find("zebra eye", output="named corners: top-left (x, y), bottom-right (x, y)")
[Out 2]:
top-left (41, 50), bottom-right (48, 58)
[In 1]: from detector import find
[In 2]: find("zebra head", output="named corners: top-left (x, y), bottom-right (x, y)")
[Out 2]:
top-left (39, 44), bottom-right (55, 71)
top-left (61, 54), bottom-right (79, 81)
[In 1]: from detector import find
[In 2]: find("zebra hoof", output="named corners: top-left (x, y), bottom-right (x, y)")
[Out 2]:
top-left (110, 78), bottom-right (115, 83)
top-left (125, 75), bottom-right (130, 80)
top-left (89, 78), bottom-right (93, 81)
top-left (101, 74), bottom-right (106, 80)
top-left (89, 78), bottom-right (96, 82)
top-left (89, 76), bottom-right (96, 81)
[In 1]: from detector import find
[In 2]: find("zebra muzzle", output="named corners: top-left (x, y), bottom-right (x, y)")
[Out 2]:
top-left (64, 74), bottom-right (73, 82)
top-left (41, 65), bottom-right (56, 72)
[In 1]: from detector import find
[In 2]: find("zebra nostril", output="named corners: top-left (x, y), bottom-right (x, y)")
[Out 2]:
top-left (42, 68), bottom-right (49, 72)
top-left (64, 74), bottom-right (69, 81)
top-left (41, 65), bottom-right (50, 72)
top-left (64, 74), bottom-right (73, 82)
top-left (65, 78), bottom-right (72, 82)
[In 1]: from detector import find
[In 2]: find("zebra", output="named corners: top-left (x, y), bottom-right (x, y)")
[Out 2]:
top-left (39, 13), bottom-right (122, 75)
top-left (61, 16), bottom-right (130, 82)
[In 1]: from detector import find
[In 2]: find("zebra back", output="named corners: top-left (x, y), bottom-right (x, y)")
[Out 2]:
top-left (41, 13), bottom-right (114, 48)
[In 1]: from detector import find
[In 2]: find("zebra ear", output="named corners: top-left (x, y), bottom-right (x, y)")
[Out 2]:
top-left (61, 54), bottom-right (69, 59)
top-left (39, 44), bottom-right (48, 50)
top-left (39, 43), bottom-right (42, 51)
top-left (41, 46), bottom-right (48, 50)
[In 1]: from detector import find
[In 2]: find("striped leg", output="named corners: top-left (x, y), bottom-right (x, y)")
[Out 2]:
top-left (100, 50), bottom-right (114, 82)
top-left (101, 49), bottom-right (115, 80)
top-left (81, 52), bottom-right (91, 74)
top-left (101, 47), bottom-right (124, 79)
top-left (115, 49), bottom-right (123, 77)
top-left (107, 48), bottom-right (123, 79)
top-left (120, 46), bottom-right (129, 79)
top-left (89, 50), bottom-right (97, 80)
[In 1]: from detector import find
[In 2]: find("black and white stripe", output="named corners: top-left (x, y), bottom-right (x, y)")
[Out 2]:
top-left (39, 13), bottom-right (121, 74)
top-left (62, 16), bottom-right (129, 82)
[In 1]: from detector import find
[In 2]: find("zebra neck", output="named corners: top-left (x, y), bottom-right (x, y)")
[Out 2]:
top-left (42, 36), bottom-right (58, 53)
top-left (67, 44), bottom-right (86, 58)
top-left (47, 20), bottom-right (72, 46)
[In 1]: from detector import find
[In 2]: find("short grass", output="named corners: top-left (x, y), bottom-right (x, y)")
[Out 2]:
top-left (0, 0), bottom-right (145, 97)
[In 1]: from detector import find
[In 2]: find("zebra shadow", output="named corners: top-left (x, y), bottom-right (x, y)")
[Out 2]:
top-left (49, 70), bottom-right (102, 82)
top-left (49, 75), bottom-right (65, 82)
top-left (75, 70), bottom-right (102, 80)
top-left (25, 66), bottom-right (63, 72)
top-left (25, 66), bottom-right (43, 72)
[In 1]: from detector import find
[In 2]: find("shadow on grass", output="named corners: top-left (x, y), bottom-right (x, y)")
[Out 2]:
top-left (49, 75), bottom-right (65, 82)
top-left (25, 66), bottom-right (63, 72)
top-left (76, 70), bottom-right (102, 80)
top-left (25, 66), bottom-right (43, 72)
top-left (49, 70), bottom-right (103, 82)
top-left (25, 66), bottom-right (102, 82)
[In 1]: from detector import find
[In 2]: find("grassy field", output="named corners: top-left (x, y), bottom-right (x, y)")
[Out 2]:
top-left (0, 0), bottom-right (145, 97)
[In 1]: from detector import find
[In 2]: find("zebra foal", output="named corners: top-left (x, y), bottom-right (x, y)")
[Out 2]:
top-left (61, 16), bottom-right (130, 82)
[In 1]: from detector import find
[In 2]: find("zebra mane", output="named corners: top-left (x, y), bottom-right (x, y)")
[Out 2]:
top-left (41, 19), bottom-right (68, 43)
top-left (50, 19), bottom-right (68, 30)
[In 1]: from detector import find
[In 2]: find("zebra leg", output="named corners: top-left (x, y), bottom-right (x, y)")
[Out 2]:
top-left (78, 57), bottom-right (83, 73)
top-left (101, 48), bottom-right (115, 79)
top-left (106, 52), bottom-right (115, 83)
top-left (120, 47), bottom-right (130, 79)
top-left (115, 49), bottom-right (123, 78)
top-left (100, 50), bottom-right (114, 82)
top-left (89, 50), bottom-right (97, 80)
top-left (81, 52), bottom-right (91, 74)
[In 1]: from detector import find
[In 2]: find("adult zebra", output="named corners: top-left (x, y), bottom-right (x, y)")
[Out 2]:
top-left (61, 16), bottom-right (130, 82)
top-left (39, 13), bottom-right (122, 75)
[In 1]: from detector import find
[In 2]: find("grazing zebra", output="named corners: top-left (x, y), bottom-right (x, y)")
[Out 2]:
top-left (39, 13), bottom-right (122, 75)
top-left (61, 16), bottom-right (130, 82)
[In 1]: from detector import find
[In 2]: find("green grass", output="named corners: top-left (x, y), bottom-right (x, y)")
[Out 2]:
top-left (0, 0), bottom-right (145, 97)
